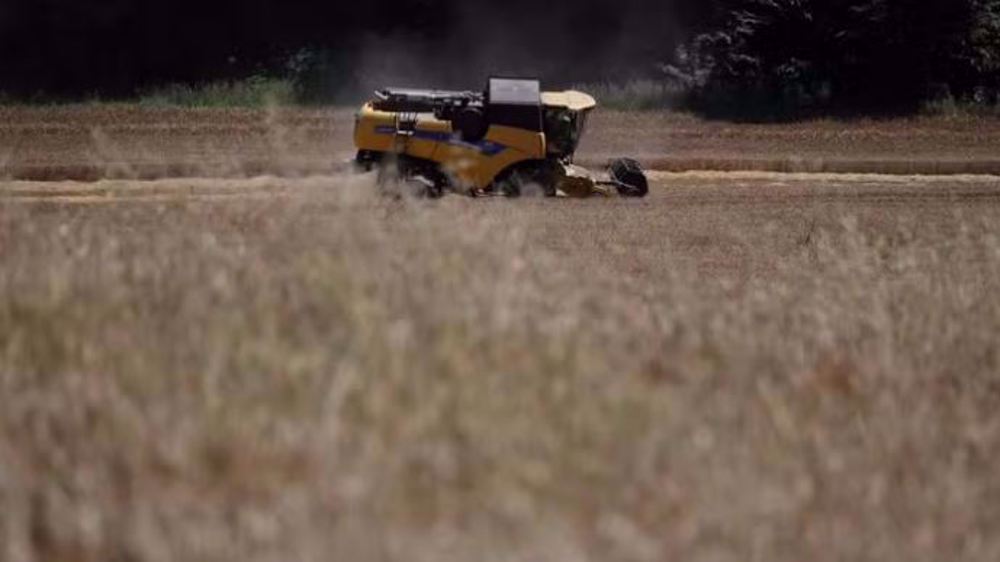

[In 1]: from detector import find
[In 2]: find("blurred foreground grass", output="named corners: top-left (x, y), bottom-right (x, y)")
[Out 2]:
top-left (1, 177), bottom-right (1000, 561)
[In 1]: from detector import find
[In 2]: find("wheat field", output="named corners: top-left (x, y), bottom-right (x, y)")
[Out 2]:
top-left (2, 169), bottom-right (1000, 561)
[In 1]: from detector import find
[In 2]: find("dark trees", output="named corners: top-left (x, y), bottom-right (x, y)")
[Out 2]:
top-left (676, 0), bottom-right (1000, 114)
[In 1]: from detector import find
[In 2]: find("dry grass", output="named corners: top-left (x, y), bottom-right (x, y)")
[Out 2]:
top-left (2, 174), bottom-right (1000, 561)
top-left (0, 106), bottom-right (343, 182)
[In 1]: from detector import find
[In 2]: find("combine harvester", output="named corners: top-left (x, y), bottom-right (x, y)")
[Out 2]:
top-left (353, 77), bottom-right (648, 198)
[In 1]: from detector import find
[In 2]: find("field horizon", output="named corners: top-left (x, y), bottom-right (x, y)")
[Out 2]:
top-left (3, 106), bottom-right (1000, 184)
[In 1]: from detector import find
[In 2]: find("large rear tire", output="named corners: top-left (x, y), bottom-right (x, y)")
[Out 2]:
top-left (495, 161), bottom-right (559, 197)
top-left (354, 150), bottom-right (382, 172)
top-left (373, 153), bottom-right (447, 199)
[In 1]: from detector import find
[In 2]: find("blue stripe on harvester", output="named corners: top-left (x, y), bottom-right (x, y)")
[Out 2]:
top-left (373, 126), bottom-right (507, 156)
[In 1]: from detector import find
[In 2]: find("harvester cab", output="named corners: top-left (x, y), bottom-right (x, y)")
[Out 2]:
top-left (353, 78), bottom-right (648, 198)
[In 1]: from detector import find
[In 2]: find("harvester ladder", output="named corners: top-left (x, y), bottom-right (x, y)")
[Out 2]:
top-left (393, 112), bottom-right (418, 154)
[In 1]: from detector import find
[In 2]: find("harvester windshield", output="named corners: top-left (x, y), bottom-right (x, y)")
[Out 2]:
top-left (544, 107), bottom-right (590, 159)
top-left (541, 91), bottom-right (597, 160)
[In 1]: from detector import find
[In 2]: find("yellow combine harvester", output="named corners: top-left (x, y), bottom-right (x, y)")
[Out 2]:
top-left (353, 77), bottom-right (648, 198)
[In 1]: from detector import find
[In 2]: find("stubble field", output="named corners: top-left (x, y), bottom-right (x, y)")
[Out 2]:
top-left (4, 105), bottom-right (1000, 180)
top-left (2, 107), bottom-right (1000, 562)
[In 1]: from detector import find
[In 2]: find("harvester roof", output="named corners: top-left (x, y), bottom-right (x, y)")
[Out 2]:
top-left (541, 90), bottom-right (597, 112)
top-left (488, 78), bottom-right (541, 105)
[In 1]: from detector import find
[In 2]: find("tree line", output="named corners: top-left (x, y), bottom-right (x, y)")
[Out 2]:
top-left (0, 0), bottom-right (997, 113)
top-left (676, 0), bottom-right (1000, 115)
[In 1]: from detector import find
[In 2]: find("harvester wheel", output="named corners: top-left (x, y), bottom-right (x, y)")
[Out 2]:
top-left (496, 162), bottom-right (558, 197)
top-left (354, 150), bottom-right (382, 172)
top-left (374, 154), bottom-right (447, 199)
top-left (609, 158), bottom-right (649, 198)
